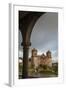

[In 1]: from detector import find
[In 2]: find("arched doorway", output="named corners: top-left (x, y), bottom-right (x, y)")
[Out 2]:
top-left (19, 11), bottom-right (45, 78)
top-left (19, 11), bottom-right (58, 78)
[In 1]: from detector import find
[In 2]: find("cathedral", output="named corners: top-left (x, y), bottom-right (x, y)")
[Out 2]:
top-left (31, 48), bottom-right (52, 69)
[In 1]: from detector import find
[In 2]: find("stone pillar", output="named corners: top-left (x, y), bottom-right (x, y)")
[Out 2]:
top-left (22, 42), bottom-right (31, 78)
top-left (19, 11), bottom-right (44, 78)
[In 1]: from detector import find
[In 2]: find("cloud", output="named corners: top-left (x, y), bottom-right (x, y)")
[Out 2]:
top-left (19, 12), bottom-right (58, 61)
top-left (19, 49), bottom-right (23, 57)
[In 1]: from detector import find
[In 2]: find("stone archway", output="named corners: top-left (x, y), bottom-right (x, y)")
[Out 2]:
top-left (19, 11), bottom-right (45, 78)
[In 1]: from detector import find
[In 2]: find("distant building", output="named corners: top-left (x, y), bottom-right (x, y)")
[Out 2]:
top-left (19, 48), bottom-right (52, 70)
top-left (31, 48), bottom-right (52, 69)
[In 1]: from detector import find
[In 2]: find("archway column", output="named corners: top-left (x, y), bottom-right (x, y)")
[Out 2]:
top-left (19, 11), bottom-right (45, 78)
top-left (22, 42), bottom-right (31, 78)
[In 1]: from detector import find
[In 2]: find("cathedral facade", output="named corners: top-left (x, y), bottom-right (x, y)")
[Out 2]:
top-left (31, 48), bottom-right (52, 69)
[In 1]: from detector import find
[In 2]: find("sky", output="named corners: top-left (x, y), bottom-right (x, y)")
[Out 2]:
top-left (19, 12), bottom-right (58, 62)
